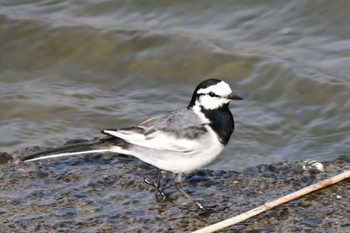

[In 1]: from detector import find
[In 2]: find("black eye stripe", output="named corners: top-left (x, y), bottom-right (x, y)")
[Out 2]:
top-left (197, 92), bottom-right (221, 98)
top-left (209, 92), bottom-right (219, 97)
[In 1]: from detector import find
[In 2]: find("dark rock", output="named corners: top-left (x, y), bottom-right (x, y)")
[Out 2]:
top-left (63, 139), bottom-right (90, 145)
top-left (243, 166), bottom-right (259, 177)
top-left (35, 170), bottom-right (49, 179)
top-left (301, 219), bottom-right (323, 228)
top-left (0, 152), bottom-right (13, 164)
top-left (55, 207), bottom-right (77, 217)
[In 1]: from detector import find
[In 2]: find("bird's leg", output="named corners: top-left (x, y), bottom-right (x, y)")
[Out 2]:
top-left (174, 173), bottom-right (207, 211)
top-left (154, 169), bottom-right (167, 200)
top-left (143, 169), bottom-right (167, 201)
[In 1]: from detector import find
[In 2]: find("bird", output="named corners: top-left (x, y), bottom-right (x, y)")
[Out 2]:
top-left (21, 79), bottom-right (243, 211)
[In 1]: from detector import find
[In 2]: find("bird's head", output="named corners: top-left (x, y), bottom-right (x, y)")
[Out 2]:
top-left (188, 79), bottom-right (243, 110)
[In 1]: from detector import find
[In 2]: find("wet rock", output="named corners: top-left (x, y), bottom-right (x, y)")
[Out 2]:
top-left (55, 207), bottom-right (77, 217)
top-left (35, 170), bottom-right (49, 179)
top-left (301, 218), bottom-right (323, 228)
top-left (243, 166), bottom-right (259, 177)
top-left (0, 144), bottom-right (349, 232)
top-left (0, 152), bottom-right (12, 164)
top-left (63, 139), bottom-right (90, 145)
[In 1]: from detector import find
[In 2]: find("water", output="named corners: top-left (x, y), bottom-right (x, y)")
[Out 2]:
top-left (1, 0), bottom-right (350, 171)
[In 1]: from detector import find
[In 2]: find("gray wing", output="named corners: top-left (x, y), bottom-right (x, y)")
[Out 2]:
top-left (102, 109), bottom-right (208, 152)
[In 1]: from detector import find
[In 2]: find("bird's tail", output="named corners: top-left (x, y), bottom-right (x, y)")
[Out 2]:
top-left (21, 137), bottom-right (124, 162)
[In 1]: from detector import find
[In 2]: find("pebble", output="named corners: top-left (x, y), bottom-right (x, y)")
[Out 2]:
top-left (301, 219), bottom-right (323, 228)
top-left (302, 160), bottom-right (325, 173)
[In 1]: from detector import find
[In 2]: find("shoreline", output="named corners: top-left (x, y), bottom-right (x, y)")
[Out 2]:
top-left (0, 145), bottom-right (349, 232)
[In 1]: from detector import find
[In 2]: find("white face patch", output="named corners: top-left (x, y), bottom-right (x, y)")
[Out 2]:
top-left (197, 81), bottom-right (232, 96)
top-left (196, 81), bottom-right (232, 110)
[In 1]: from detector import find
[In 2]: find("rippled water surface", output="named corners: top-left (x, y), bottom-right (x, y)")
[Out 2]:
top-left (1, 0), bottom-right (350, 170)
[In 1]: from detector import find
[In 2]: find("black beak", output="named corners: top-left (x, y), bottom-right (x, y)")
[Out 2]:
top-left (228, 93), bottom-right (243, 100)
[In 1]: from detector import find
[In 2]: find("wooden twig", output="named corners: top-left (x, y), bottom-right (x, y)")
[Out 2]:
top-left (193, 170), bottom-right (350, 233)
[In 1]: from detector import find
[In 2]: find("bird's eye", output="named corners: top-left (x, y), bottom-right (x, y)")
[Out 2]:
top-left (209, 92), bottom-right (216, 97)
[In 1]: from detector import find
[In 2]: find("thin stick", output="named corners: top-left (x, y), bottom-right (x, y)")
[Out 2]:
top-left (193, 170), bottom-right (350, 233)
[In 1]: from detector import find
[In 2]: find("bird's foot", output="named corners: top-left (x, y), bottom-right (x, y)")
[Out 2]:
top-left (143, 177), bottom-right (167, 201)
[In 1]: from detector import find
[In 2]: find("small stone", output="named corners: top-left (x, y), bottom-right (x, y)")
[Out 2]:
top-left (17, 168), bottom-right (26, 173)
top-left (0, 152), bottom-right (12, 164)
top-left (243, 167), bottom-right (259, 177)
top-left (301, 219), bottom-right (322, 228)
top-left (302, 160), bottom-right (325, 173)
top-left (65, 172), bottom-right (80, 182)
top-left (55, 207), bottom-right (77, 217)
top-left (36, 170), bottom-right (49, 178)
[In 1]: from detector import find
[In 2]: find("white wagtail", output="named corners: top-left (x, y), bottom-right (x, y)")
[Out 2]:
top-left (21, 79), bottom-right (243, 211)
